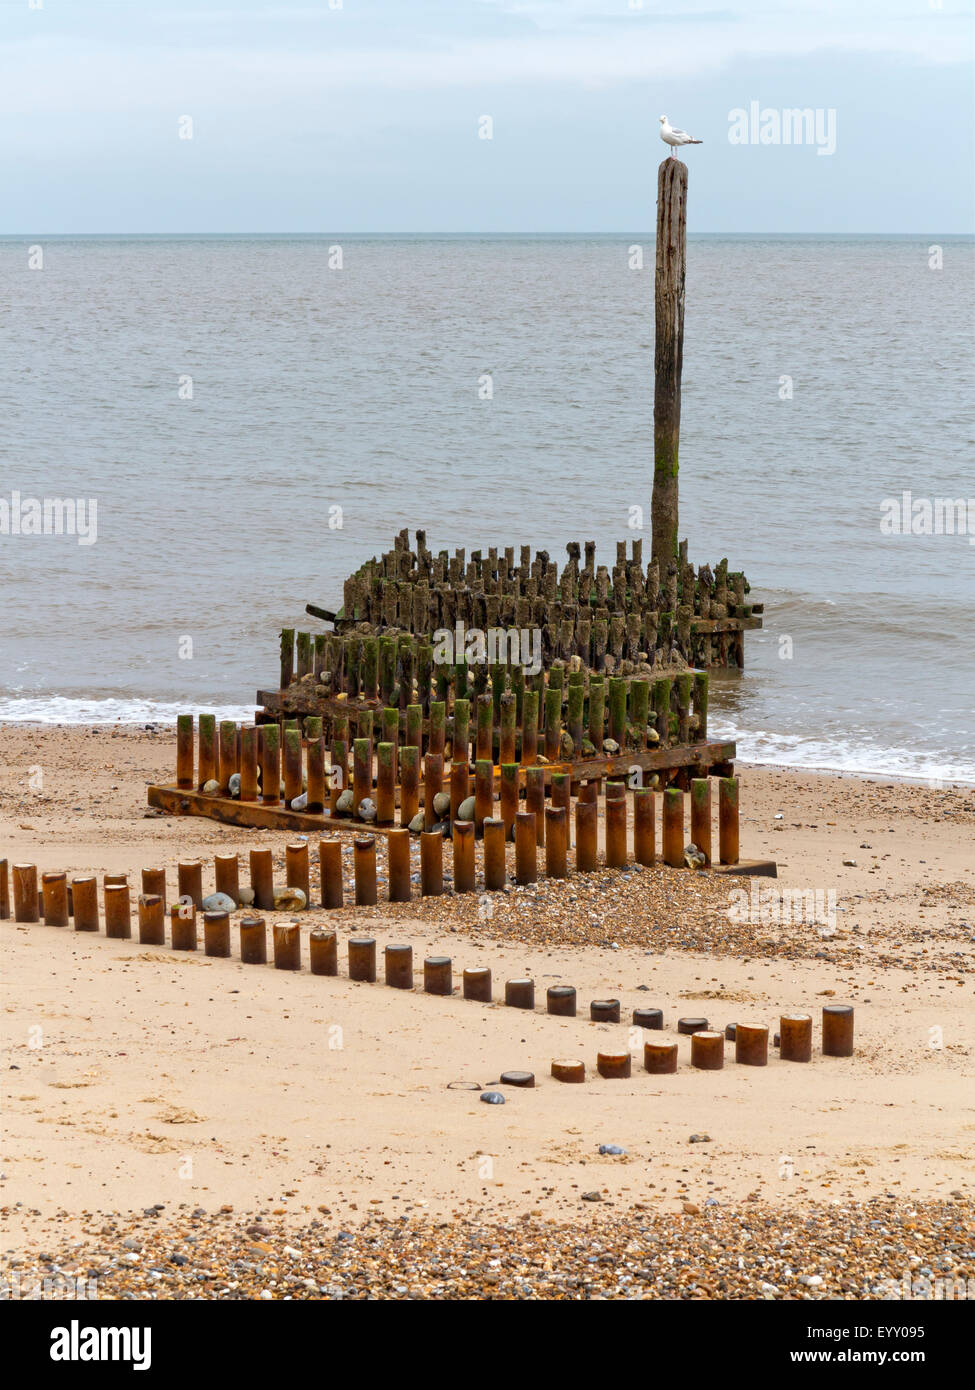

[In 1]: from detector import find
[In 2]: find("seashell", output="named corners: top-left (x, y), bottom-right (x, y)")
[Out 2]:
top-left (357, 797), bottom-right (377, 822)
top-left (273, 887), bottom-right (307, 911)
top-left (683, 842), bottom-right (706, 870)
top-left (201, 892), bottom-right (236, 913)
top-left (202, 779), bottom-right (220, 795)
top-left (290, 792), bottom-right (308, 811)
top-left (433, 791), bottom-right (451, 817)
top-left (408, 812), bottom-right (425, 834)
top-left (228, 773), bottom-right (241, 799)
top-left (335, 788), bottom-right (354, 815)
top-left (457, 795), bottom-right (475, 822)
top-left (238, 886), bottom-right (256, 907)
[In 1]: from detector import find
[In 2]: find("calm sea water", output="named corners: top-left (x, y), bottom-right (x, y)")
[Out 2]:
top-left (1, 235), bottom-right (973, 782)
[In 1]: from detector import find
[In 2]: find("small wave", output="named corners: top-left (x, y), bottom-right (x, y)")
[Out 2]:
top-left (0, 697), bottom-right (255, 726)
top-left (712, 719), bottom-right (975, 786)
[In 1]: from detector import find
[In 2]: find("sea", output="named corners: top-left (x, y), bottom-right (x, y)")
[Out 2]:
top-left (1, 234), bottom-right (973, 783)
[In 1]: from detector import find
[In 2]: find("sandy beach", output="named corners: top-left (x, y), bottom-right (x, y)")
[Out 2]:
top-left (1, 724), bottom-right (972, 1299)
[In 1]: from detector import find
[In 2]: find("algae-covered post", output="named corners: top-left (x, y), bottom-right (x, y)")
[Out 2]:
top-left (652, 157), bottom-right (688, 571)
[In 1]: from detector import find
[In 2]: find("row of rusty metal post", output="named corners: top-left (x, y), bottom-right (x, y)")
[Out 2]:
top-left (174, 675), bottom-right (718, 821)
top-left (175, 707), bottom-right (740, 862)
top-left (2, 774), bottom-right (741, 937)
top-left (3, 856), bottom-right (853, 1057)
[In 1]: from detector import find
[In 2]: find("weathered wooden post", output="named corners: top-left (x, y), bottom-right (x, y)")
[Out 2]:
top-left (651, 157), bottom-right (688, 571)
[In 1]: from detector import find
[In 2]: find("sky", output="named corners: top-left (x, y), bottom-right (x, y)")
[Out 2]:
top-left (2, 0), bottom-right (973, 233)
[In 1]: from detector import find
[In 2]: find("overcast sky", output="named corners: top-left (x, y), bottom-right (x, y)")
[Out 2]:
top-left (3, 0), bottom-right (973, 233)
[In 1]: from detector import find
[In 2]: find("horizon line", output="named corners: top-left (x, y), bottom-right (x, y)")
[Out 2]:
top-left (3, 230), bottom-right (973, 240)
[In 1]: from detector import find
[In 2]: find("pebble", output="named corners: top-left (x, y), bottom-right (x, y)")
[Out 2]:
top-left (201, 892), bottom-right (237, 913)
top-left (228, 774), bottom-right (241, 798)
top-left (7, 1198), bottom-right (971, 1300)
top-left (272, 887), bottom-right (307, 911)
top-left (480, 1091), bottom-right (505, 1105)
top-left (357, 798), bottom-right (377, 822)
top-left (202, 779), bottom-right (220, 795)
top-left (598, 1145), bottom-right (626, 1156)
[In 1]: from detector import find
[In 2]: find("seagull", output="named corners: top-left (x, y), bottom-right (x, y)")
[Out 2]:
top-left (659, 115), bottom-right (703, 158)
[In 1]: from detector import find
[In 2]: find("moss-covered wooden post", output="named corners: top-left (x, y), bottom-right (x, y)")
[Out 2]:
top-left (428, 701), bottom-right (446, 758)
top-left (296, 631), bottom-right (312, 680)
top-left (352, 736), bottom-right (373, 820)
top-left (362, 637), bottom-right (379, 701)
top-left (377, 742), bottom-right (395, 824)
top-left (378, 706), bottom-right (397, 789)
top-left (567, 679), bottom-right (585, 754)
top-left (500, 763), bottom-right (519, 839)
top-left (652, 157), bottom-right (687, 571)
top-left (588, 677), bottom-right (605, 753)
top-left (453, 698), bottom-right (470, 768)
top-left (218, 719), bottom-right (238, 790)
top-left (521, 688), bottom-right (538, 766)
top-left (397, 635), bottom-right (414, 709)
top-left (197, 714), bottom-right (216, 788)
top-left (406, 703), bottom-right (422, 752)
top-left (260, 723), bottom-right (280, 805)
top-left (176, 713), bottom-right (194, 788)
top-left (476, 693), bottom-right (493, 763)
top-left (500, 692), bottom-right (517, 766)
top-left (283, 725), bottom-right (302, 805)
top-left (653, 676), bottom-right (672, 747)
top-left (676, 672), bottom-right (694, 745)
top-left (378, 637), bottom-right (396, 704)
top-left (630, 678), bottom-right (649, 750)
top-left (329, 736), bottom-right (347, 813)
top-left (280, 628), bottom-right (295, 690)
top-left (416, 643), bottom-right (433, 713)
top-left (399, 744), bottom-right (419, 826)
top-left (474, 759), bottom-right (494, 833)
top-left (608, 678), bottom-right (627, 747)
top-left (693, 671), bottom-right (708, 741)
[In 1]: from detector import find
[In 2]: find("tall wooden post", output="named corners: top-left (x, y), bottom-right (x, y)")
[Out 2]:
top-left (652, 157), bottom-right (687, 571)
